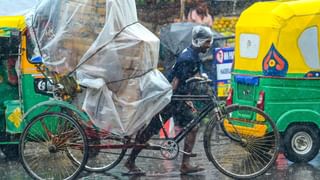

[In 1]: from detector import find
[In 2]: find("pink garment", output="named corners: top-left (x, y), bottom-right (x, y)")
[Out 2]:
top-left (174, 126), bottom-right (182, 136)
top-left (187, 9), bottom-right (213, 27)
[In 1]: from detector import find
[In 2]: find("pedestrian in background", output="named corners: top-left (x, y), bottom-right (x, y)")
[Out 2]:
top-left (183, 0), bottom-right (199, 20)
top-left (187, 1), bottom-right (213, 27)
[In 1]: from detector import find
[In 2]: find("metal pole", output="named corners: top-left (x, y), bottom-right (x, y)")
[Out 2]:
top-left (180, 0), bottom-right (185, 21)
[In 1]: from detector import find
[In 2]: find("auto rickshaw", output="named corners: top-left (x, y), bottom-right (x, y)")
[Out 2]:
top-left (0, 15), bottom-right (87, 159)
top-left (0, 16), bottom-right (46, 158)
top-left (229, 0), bottom-right (320, 163)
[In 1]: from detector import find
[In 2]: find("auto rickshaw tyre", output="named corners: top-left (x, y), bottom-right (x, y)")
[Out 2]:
top-left (283, 125), bottom-right (320, 163)
top-left (0, 144), bottom-right (19, 160)
top-left (203, 105), bottom-right (280, 179)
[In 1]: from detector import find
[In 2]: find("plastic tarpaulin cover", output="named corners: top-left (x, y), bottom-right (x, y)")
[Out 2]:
top-left (28, 0), bottom-right (172, 136)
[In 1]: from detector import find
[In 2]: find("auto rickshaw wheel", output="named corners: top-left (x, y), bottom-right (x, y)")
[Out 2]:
top-left (283, 124), bottom-right (320, 163)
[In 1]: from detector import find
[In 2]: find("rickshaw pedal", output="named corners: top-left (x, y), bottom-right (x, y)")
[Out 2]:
top-left (181, 151), bottom-right (197, 157)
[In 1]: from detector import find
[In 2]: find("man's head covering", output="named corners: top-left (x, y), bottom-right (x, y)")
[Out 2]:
top-left (191, 25), bottom-right (213, 47)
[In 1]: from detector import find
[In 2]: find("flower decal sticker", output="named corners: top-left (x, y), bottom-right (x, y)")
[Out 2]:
top-left (268, 59), bottom-right (276, 67)
top-left (262, 44), bottom-right (288, 77)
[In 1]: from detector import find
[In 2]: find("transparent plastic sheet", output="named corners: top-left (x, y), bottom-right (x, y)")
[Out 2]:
top-left (80, 70), bottom-right (171, 135)
top-left (27, 0), bottom-right (172, 136)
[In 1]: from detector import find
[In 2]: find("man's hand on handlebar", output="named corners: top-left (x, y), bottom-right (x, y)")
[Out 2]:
top-left (185, 76), bottom-right (212, 84)
top-left (201, 73), bottom-right (208, 79)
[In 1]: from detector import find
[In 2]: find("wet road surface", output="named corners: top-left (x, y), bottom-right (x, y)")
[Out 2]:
top-left (2, 129), bottom-right (320, 180)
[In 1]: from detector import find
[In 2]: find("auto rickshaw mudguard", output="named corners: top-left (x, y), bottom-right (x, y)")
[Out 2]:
top-left (276, 109), bottom-right (320, 132)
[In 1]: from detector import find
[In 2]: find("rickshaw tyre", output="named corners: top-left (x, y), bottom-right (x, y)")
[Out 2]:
top-left (81, 136), bottom-right (127, 172)
top-left (19, 112), bottom-right (89, 180)
top-left (283, 125), bottom-right (320, 163)
top-left (203, 105), bottom-right (280, 179)
top-left (219, 120), bottom-right (241, 142)
top-left (61, 107), bottom-right (127, 172)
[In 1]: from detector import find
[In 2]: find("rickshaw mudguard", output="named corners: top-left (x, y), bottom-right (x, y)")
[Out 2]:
top-left (276, 109), bottom-right (320, 132)
top-left (21, 100), bottom-right (90, 130)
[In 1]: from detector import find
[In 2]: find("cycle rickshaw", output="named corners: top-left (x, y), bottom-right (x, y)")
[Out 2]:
top-left (0, 0), bottom-right (279, 179)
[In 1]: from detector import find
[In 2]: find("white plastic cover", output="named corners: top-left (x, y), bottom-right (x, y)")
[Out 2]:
top-left (191, 26), bottom-right (213, 48)
top-left (28, 0), bottom-right (172, 136)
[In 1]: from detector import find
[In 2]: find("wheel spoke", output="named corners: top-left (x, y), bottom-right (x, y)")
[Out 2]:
top-left (19, 112), bottom-right (88, 180)
top-left (204, 105), bottom-right (279, 179)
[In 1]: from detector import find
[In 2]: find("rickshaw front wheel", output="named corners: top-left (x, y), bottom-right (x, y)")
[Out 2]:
top-left (203, 105), bottom-right (280, 179)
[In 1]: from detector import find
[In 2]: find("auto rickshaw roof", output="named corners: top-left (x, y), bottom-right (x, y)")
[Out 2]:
top-left (234, 0), bottom-right (320, 76)
top-left (237, 0), bottom-right (320, 29)
top-left (0, 16), bottom-right (26, 37)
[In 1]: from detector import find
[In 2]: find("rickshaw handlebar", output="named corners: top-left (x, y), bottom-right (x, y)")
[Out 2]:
top-left (185, 76), bottom-right (212, 84)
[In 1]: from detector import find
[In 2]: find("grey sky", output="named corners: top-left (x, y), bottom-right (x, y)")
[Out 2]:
top-left (0, 0), bottom-right (40, 16)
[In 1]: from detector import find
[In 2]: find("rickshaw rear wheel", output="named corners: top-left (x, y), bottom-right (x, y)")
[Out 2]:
top-left (67, 133), bottom-right (127, 172)
top-left (203, 105), bottom-right (280, 179)
top-left (283, 124), bottom-right (320, 163)
top-left (61, 108), bottom-right (128, 172)
top-left (19, 112), bottom-right (89, 180)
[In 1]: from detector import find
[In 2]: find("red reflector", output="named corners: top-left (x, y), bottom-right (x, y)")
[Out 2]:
top-left (226, 88), bottom-right (233, 106)
top-left (257, 91), bottom-right (265, 110)
top-left (307, 73), bottom-right (313, 77)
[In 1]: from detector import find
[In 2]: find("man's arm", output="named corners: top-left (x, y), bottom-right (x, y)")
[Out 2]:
top-left (171, 76), bottom-right (179, 91)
